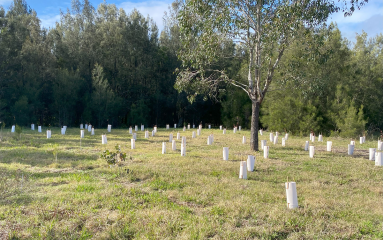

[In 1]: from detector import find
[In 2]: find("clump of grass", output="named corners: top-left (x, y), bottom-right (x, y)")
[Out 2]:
top-left (76, 184), bottom-right (95, 193)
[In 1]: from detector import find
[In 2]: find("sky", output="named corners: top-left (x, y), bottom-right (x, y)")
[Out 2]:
top-left (0, 0), bottom-right (382, 43)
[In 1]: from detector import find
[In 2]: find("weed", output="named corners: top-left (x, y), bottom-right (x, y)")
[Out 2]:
top-left (76, 184), bottom-right (95, 193)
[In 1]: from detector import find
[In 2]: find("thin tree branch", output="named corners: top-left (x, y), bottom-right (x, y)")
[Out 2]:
top-left (262, 41), bottom-right (286, 98)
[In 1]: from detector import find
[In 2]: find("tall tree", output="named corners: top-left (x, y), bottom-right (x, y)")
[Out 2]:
top-left (91, 63), bottom-right (113, 128)
top-left (176, 0), bottom-right (367, 151)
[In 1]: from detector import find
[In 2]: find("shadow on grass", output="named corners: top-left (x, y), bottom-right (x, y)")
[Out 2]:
top-left (0, 147), bottom-right (98, 167)
top-left (277, 146), bottom-right (371, 160)
top-left (0, 193), bottom-right (34, 206)
top-left (252, 230), bottom-right (289, 239)
top-left (325, 147), bottom-right (370, 160)
top-left (0, 168), bottom-right (60, 206)
top-left (1, 137), bottom-right (102, 148)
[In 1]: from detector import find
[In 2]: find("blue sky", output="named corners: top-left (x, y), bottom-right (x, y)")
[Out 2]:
top-left (0, 0), bottom-right (382, 43)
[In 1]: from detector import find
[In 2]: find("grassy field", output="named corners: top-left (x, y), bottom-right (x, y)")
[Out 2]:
top-left (0, 127), bottom-right (382, 239)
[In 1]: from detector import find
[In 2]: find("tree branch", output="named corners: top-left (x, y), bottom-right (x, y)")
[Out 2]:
top-left (262, 42), bottom-right (286, 99)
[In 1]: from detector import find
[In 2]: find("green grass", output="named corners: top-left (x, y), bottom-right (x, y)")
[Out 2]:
top-left (0, 127), bottom-right (382, 239)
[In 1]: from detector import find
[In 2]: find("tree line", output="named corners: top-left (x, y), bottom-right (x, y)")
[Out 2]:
top-left (1, 0), bottom-right (382, 138)
top-left (0, 0), bottom-right (221, 129)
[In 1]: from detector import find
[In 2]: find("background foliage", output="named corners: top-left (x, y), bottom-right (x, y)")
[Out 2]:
top-left (0, 0), bottom-right (382, 137)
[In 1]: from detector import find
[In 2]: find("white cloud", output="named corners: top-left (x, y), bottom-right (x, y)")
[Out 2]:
top-left (338, 14), bottom-right (383, 42)
top-left (39, 14), bottom-right (61, 30)
top-left (328, 0), bottom-right (383, 42)
top-left (119, 0), bottom-right (173, 32)
top-left (328, 0), bottom-right (383, 24)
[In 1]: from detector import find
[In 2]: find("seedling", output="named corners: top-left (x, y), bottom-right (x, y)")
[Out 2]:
top-left (15, 125), bottom-right (22, 140)
top-left (0, 121), bottom-right (4, 141)
top-left (100, 145), bottom-right (126, 166)
top-left (52, 144), bottom-right (59, 161)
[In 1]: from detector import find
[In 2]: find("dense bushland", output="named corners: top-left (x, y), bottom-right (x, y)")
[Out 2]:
top-left (0, 0), bottom-right (382, 137)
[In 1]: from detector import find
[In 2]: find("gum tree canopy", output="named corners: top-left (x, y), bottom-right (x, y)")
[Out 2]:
top-left (175, 0), bottom-right (367, 151)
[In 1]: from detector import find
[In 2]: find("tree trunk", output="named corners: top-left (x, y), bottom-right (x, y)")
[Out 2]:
top-left (250, 100), bottom-right (260, 151)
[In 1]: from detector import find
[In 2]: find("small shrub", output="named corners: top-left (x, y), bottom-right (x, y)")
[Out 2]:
top-left (15, 125), bottom-right (22, 140)
top-left (100, 145), bottom-right (126, 165)
top-left (15, 125), bottom-right (22, 134)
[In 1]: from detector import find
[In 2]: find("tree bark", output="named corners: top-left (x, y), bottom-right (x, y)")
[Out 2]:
top-left (250, 100), bottom-right (260, 151)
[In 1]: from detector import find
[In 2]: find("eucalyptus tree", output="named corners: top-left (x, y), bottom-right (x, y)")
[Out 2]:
top-left (176, 0), bottom-right (367, 151)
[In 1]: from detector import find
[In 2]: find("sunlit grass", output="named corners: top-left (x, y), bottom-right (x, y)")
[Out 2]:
top-left (0, 127), bottom-right (382, 239)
